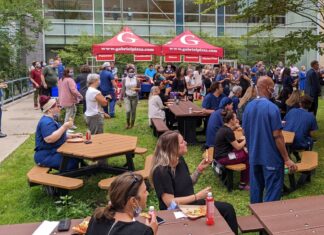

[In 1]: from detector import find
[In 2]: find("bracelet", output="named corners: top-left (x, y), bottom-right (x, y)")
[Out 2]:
top-left (197, 165), bottom-right (204, 173)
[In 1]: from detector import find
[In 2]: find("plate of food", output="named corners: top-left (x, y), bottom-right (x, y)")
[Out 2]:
top-left (66, 138), bottom-right (84, 143)
top-left (140, 212), bottom-right (151, 219)
top-left (72, 218), bottom-right (90, 234)
top-left (179, 205), bottom-right (206, 219)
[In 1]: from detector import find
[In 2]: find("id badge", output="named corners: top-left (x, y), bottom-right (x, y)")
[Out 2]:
top-left (228, 152), bottom-right (236, 160)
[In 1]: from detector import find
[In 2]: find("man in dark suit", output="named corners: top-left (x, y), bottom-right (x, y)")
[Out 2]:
top-left (305, 60), bottom-right (321, 116)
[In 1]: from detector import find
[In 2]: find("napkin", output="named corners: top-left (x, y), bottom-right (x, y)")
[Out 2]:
top-left (32, 221), bottom-right (59, 235)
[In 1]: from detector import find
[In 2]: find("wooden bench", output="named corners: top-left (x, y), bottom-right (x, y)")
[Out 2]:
top-left (27, 166), bottom-right (84, 195)
top-left (296, 151), bottom-right (318, 188)
top-left (206, 147), bottom-right (247, 192)
top-left (151, 118), bottom-right (169, 137)
top-left (134, 147), bottom-right (148, 155)
top-left (237, 215), bottom-right (264, 234)
top-left (99, 154), bottom-right (153, 190)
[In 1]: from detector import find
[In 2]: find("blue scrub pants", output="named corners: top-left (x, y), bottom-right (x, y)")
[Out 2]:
top-left (250, 164), bottom-right (284, 204)
top-left (35, 149), bottom-right (80, 172)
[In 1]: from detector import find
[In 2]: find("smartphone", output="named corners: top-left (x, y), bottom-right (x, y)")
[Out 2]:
top-left (156, 216), bottom-right (165, 225)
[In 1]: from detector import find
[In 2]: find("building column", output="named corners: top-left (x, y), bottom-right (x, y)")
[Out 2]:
top-left (94, 0), bottom-right (103, 36)
top-left (175, 0), bottom-right (184, 35)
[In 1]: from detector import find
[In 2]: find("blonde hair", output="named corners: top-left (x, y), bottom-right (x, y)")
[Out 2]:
top-left (238, 86), bottom-right (257, 108)
top-left (150, 131), bottom-right (180, 186)
top-left (286, 90), bottom-right (302, 107)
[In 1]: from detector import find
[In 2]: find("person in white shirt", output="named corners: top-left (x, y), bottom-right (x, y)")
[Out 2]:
top-left (120, 67), bottom-right (141, 129)
top-left (185, 68), bottom-right (197, 102)
top-left (193, 65), bottom-right (202, 100)
top-left (148, 86), bottom-right (165, 125)
top-left (85, 74), bottom-right (108, 134)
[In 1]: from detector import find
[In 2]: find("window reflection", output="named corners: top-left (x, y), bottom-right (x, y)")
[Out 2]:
top-left (44, 0), bottom-right (93, 10)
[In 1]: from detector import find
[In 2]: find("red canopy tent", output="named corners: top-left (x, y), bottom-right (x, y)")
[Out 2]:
top-left (162, 30), bottom-right (223, 63)
top-left (92, 27), bottom-right (161, 61)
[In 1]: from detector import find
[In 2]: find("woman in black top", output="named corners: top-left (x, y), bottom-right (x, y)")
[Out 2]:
top-left (214, 110), bottom-right (249, 189)
top-left (150, 131), bottom-right (239, 235)
top-left (76, 65), bottom-right (91, 113)
top-left (172, 66), bottom-right (187, 97)
top-left (86, 172), bottom-right (157, 235)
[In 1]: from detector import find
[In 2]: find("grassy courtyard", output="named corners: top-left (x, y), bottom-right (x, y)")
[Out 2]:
top-left (0, 99), bottom-right (323, 229)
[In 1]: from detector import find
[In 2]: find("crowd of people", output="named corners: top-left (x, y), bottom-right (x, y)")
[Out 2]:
top-left (20, 57), bottom-right (322, 235)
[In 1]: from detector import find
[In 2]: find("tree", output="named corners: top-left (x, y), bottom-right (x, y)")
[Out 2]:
top-left (0, 0), bottom-right (46, 79)
top-left (196, 0), bottom-right (324, 63)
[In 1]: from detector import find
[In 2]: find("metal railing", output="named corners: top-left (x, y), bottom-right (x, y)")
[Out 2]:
top-left (0, 77), bottom-right (34, 105)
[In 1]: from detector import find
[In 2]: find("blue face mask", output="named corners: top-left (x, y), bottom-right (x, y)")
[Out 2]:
top-left (133, 200), bottom-right (142, 218)
top-left (128, 73), bottom-right (135, 78)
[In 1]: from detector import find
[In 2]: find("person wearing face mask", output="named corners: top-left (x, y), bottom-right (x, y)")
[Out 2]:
top-left (242, 76), bottom-right (297, 204)
top-left (150, 131), bottom-right (239, 234)
top-left (58, 68), bottom-right (83, 130)
top-left (29, 61), bottom-right (43, 109)
top-left (34, 96), bottom-right (82, 171)
top-left (100, 62), bottom-right (117, 118)
top-left (85, 74), bottom-right (108, 135)
top-left (42, 59), bottom-right (59, 96)
top-left (120, 67), bottom-right (141, 129)
top-left (86, 172), bottom-right (158, 235)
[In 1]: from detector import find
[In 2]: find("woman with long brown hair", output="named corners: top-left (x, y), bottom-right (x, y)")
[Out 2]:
top-left (150, 131), bottom-right (239, 234)
top-left (86, 172), bottom-right (158, 235)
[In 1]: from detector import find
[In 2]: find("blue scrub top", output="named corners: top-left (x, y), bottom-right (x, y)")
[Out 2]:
top-left (283, 108), bottom-right (318, 149)
top-left (232, 96), bottom-right (239, 112)
top-left (243, 97), bottom-right (283, 167)
top-left (202, 93), bottom-right (226, 110)
top-left (206, 109), bottom-right (224, 147)
top-left (99, 69), bottom-right (114, 93)
top-left (251, 66), bottom-right (258, 84)
top-left (145, 68), bottom-right (156, 78)
top-left (35, 116), bottom-right (66, 151)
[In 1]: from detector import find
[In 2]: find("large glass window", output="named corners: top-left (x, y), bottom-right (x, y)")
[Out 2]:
top-left (149, 0), bottom-right (174, 23)
top-left (104, 0), bottom-right (122, 21)
top-left (44, 0), bottom-right (93, 11)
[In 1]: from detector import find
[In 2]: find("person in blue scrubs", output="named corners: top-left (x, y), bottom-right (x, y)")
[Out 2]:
top-left (202, 82), bottom-right (226, 115)
top-left (283, 95), bottom-right (318, 151)
top-left (34, 96), bottom-right (82, 171)
top-left (144, 64), bottom-right (156, 83)
top-left (205, 97), bottom-right (233, 148)
top-left (243, 76), bottom-right (297, 204)
top-left (100, 62), bottom-right (117, 117)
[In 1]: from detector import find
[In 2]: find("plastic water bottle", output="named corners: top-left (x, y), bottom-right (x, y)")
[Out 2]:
top-left (148, 206), bottom-right (155, 222)
top-left (206, 192), bottom-right (215, 225)
top-left (168, 200), bottom-right (178, 210)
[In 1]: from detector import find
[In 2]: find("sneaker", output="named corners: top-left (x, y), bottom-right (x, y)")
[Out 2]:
top-left (239, 184), bottom-right (250, 191)
top-left (34, 106), bottom-right (39, 110)
top-left (0, 132), bottom-right (7, 138)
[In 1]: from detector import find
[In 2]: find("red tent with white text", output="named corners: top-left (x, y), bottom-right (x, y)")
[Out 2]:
top-left (161, 30), bottom-right (223, 64)
top-left (92, 27), bottom-right (161, 61)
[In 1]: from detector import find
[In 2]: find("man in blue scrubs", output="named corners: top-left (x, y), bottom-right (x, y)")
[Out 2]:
top-left (100, 62), bottom-right (117, 117)
top-left (144, 64), bottom-right (156, 83)
top-left (243, 76), bottom-right (297, 203)
top-left (205, 97), bottom-right (233, 148)
top-left (202, 82), bottom-right (225, 115)
top-left (283, 95), bottom-right (318, 151)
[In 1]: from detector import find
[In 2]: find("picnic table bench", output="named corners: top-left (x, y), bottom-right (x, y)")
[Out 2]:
top-left (151, 118), bottom-right (169, 137)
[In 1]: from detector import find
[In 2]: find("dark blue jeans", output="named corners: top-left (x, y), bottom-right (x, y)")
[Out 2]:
top-left (101, 91), bottom-right (116, 117)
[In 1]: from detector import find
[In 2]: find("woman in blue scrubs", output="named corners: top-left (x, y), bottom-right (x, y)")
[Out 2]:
top-left (34, 95), bottom-right (81, 171)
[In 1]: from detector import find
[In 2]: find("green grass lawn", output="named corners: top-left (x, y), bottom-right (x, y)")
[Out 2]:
top-left (0, 99), bottom-right (323, 230)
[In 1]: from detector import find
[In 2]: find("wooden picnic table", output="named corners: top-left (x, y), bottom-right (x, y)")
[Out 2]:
top-left (167, 101), bottom-right (208, 144)
top-left (249, 195), bottom-right (324, 235)
top-left (57, 133), bottom-right (138, 177)
top-left (0, 209), bottom-right (234, 235)
top-left (234, 129), bottom-right (295, 144)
